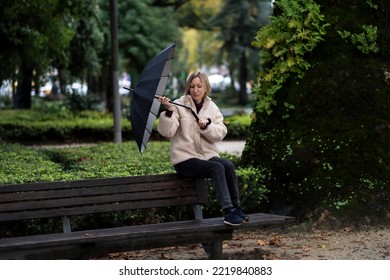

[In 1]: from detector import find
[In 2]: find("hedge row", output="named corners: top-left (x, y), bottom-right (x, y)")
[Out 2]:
top-left (0, 109), bottom-right (251, 144)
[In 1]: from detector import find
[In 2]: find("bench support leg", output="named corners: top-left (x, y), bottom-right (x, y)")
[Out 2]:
top-left (62, 216), bottom-right (71, 233)
top-left (192, 204), bottom-right (203, 220)
top-left (202, 240), bottom-right (223, 259)
top-left (202, 230), bottom-right (233, 259)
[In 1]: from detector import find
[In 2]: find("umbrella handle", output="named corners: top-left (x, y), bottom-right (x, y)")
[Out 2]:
top-left (154, 96), bottom-right (199, 122)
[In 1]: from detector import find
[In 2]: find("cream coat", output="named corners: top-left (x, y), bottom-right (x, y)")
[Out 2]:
top-left (157, 95), bottom-right (227, 166)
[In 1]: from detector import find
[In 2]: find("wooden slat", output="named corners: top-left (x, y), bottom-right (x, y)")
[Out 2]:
top-left (0, 188), bottom-right (198, 213)
top-left (0, 196), bottom-right (199, 222)
top-left (0, 178), bottom-right (196, 203)
top-left (0, 183), bottom-right (193, 203)
top-left (0, 174), bottom-right (189, 193)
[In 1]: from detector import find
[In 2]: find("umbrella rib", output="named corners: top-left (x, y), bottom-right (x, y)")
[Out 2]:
top-left (128, 42), bottom-right (177, 153)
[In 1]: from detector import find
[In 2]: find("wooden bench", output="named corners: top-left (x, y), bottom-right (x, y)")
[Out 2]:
top-left (0, 173), bottom-right (295, 260)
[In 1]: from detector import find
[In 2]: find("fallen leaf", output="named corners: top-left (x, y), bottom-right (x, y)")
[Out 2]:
top-left (269, 238), bottom-right (283, 247)
top-left (302, 245), bottom-right (311, 252)
top-left (257, 239), bottom-right (267, 246)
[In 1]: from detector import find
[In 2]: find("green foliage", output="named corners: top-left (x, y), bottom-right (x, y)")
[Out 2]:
top-left (0, 141), bottom-right (173, 184)
top-left (223, 114), bottom-right (252, 139)
top-left (209, 0), bottom-right (272, 104)
top-left (0, 0), bottom-right (78, 81)
top-left (0, 108), bottom-right (131, 144)
top-left (243, 0), bottom-right (390, 221)
top-left (115, 0), bottom-right (181, 81)
top-left (338, 25), bottom-right (379, 54)
top-left (63, 93), bottom-right (102, 113)
top-left (66, 1), bottom-right (104, 80)
top-left (0, 143), bottom-right (75, 184)
top-left (0, 103), bottom-right (248, 143)
top-left (252, 0), bottom-right (329, 114)
top-left (0, 95), bottom-right (12, 109)
top-left (366, 0), bottom-right (378, 10)
top-left (236, 166), bottom-right (269, 212)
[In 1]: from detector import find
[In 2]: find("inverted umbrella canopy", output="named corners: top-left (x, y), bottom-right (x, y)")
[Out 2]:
top-left (125, 42), bottom-right (199, 153)
top-left (129, 42), bottom-right (176, 153)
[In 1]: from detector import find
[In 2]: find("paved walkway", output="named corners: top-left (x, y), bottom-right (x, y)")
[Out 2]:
top-left (217, 140), bottom-right (246, 156)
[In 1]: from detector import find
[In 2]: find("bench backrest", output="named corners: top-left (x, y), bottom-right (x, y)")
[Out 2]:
top-left (0, 174), bottom-right (208, 223)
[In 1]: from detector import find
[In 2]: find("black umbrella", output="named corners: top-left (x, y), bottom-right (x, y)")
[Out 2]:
top-left (124, 42), bottom-right (198, 153)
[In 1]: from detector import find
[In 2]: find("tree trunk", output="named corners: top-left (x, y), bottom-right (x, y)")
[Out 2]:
top-left (87, 71), bottom-right (107, 110)
top-left (57, 69), bottom-right (68, 94)
top-left (238, 50), bottom-right (248, 105)
top-left (13, 60), bottom-right (33, 109)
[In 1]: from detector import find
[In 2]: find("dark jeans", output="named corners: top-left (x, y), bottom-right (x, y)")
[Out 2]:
top-left (174, 157), bottom-right (240, 209)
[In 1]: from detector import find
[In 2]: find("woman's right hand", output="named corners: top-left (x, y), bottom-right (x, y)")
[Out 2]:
top-left (158, 96), bottom-right (174, 111)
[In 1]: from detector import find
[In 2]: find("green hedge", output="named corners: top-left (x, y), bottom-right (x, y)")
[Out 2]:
top-left (0, 109), bottom-right (132, 144)
top-left (0, 109), bottom-right (250, 144)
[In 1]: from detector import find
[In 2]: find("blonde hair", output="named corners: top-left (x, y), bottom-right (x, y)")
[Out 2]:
top-left (184, 71), bottom-right (211, 97)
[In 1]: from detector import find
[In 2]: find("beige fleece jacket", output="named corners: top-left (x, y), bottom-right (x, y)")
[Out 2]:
top-left (157, 95), bottom-right (227, 166)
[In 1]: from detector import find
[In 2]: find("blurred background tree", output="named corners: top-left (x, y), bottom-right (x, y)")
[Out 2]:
top-left (0, 0), bottom-right (80, 108)
top-left (210, 0), bottom-right (272, 105)
top-left (0, 0), bottom-right (273, 110)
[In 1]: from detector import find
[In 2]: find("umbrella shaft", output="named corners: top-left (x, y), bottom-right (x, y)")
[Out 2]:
top-left (153, 96), bottom-right (199, 121)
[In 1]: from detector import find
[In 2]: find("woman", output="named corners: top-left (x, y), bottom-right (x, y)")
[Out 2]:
top-left (157, 71), bottom-right (248, 226)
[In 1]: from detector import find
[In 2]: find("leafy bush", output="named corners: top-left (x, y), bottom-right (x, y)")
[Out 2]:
top-left (0, 107), bottom-right (249, 144)
top-left (244, 0), bottom-right (390, 221)
top-left (223, 114), bottom-right (252, 139)
top-left (63, 93), bottom-right (102, 113)
top-left (0, 109), bottom-right (132, 144)
top-left (0, 143), bottom-right (76, 184)
top-left (0, 95), bottom-right (12, 109)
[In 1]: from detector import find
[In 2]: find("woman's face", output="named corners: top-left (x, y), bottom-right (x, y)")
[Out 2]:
top-left (189, 77), bottom-right (206, 104)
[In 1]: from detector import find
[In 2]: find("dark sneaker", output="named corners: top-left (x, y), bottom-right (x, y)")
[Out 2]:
top-left (224, 209), bottom-right (244, 226)
top-left (236, 207), bottom-right (249, 222)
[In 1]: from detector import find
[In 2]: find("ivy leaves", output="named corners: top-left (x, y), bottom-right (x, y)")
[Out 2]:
top-left (252, 0), bottom-right (329, 115)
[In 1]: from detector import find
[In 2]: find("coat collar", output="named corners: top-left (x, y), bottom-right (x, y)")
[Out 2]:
top-left (183, 95), bottom-right (211, 108)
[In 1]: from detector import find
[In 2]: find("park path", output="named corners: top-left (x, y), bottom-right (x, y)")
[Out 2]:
top-left (217, 140), bottom-right (246, 156)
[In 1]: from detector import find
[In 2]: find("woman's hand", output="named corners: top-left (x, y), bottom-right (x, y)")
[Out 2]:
top-left (158, 96), bottom-right (174, 111)
top-left (198, 118), bottom-right (210, 129)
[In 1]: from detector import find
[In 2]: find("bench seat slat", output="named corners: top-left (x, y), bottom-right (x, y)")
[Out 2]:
top-left (0, 213), bottom-right (294, 260)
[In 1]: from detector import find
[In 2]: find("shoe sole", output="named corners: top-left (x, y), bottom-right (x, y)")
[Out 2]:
top-left (223, 220), bottom-right (243, 226)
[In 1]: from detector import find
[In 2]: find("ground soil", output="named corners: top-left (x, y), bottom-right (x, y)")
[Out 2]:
top-left (95, 220), bottom-right (390, 260)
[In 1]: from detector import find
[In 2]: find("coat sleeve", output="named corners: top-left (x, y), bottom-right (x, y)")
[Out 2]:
top-left (199, 107), bottom-right (227, 142)
top-left (157, 109), bottom-right (180, 138)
